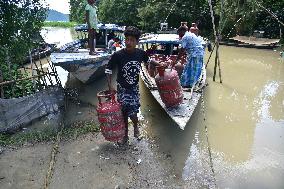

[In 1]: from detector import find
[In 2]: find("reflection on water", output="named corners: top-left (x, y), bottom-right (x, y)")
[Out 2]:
top-left (41, 27), bottom-right (78, 47)
top-left (40, 28), bottom-right (284, 188)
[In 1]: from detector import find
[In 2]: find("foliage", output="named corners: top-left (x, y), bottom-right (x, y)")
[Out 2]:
top-left (69, 0), bottom-right (87, 24)
top-left (0, 0), bottom-right (47, 98)
top-left (253, 0), bottom-right (284, 40)
top-left (43, 21), bottom-right (77, 28)
top-left (69, 0), bottom-right (283, 42)
top-left (215, 0), bottom-right (284, 41)
top-left (98, 0), bottom-right (141, 27)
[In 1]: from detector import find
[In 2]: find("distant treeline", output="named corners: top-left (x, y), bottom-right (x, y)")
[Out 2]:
top-left (70, 0), bottom-right (284, 42)
top-left (43, 21), bottom-right (77, 28)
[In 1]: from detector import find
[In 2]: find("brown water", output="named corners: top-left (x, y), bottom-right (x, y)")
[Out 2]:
top-left (42, 28), bottom-right (284, 188)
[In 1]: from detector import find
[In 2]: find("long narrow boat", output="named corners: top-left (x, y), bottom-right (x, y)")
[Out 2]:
top-left (50, 24), bottom-right (125, 83)
top-left (139, 34), bottom-right (206, 129)
top-left (220, 35), bottom-right (280, 49)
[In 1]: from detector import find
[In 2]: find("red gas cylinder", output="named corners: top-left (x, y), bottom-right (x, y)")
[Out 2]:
top-left (96, 90), bottom-right (125, 142)
top-left (155, 66), bottom-right (183, 108)
top-left (190, 23), bottom-right (199, 36)
top-left (168, 55), bottom-right (177, 62)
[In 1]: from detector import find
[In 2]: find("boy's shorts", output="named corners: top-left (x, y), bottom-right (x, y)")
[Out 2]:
top-left (117, 83), bottom-right (140, 117)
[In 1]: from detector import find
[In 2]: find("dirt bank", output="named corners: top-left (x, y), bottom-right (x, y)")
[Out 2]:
top-left (0, 130), bottom-right (190, 189)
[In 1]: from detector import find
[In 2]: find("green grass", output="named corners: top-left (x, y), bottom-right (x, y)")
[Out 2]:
top-left (43, 21), bottom-right (78, 28)
top-left (0, 121), bottom-right (100, 146)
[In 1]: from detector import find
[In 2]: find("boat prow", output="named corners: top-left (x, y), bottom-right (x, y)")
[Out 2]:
top-left (140, 64), bottom-right (206, 130)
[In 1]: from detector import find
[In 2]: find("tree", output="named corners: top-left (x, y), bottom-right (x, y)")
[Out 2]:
top-left (69, 0), bottom-right (86, 23)
top-left (215, 0), bottom-right (284, 41)
top-left (98, 0), bottom-right (141, 27)
top-left (0, 0), bottom-right (47, 63)
top-left (0, 0), bottom-right (47, 98)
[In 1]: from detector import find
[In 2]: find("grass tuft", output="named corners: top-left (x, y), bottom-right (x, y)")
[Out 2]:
top-left (0, 121), bottom-right (100, 147)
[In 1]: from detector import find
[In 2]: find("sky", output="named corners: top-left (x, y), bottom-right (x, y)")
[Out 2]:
top-left (45, 0), bottom-right (70, 14)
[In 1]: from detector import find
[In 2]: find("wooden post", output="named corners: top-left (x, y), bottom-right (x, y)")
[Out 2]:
top-left (208, 0), bottom-right (223, 83)
top-left (0, 70), bottom-right (4, 98)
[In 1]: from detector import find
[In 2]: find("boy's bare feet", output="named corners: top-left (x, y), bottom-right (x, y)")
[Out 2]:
top-left (134, 127), bottom-right (143, 141)
top-left (117, 136), bottom-right (129, 146)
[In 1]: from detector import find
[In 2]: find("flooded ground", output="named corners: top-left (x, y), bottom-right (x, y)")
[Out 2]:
top-left (46, 28), bottom-right (284, 188)
top-left (1, 28), bottom-right (283, 188)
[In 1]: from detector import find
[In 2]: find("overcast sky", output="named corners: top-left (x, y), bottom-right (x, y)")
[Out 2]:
top-left (45, 0), bottom-right (70, 14)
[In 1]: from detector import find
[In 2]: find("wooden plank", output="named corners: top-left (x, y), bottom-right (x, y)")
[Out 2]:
top-left (0, 73), bottom-right (49, 87)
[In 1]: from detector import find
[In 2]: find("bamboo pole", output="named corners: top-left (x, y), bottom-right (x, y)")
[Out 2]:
top-left (208, 0), bottom-right (223, 83)
top-left (0, 73), bottom-right (49, 87)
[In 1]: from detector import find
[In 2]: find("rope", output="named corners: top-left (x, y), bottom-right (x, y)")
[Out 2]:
top-left (225, 15), bottom-right (245, 38)
top-left (43, 127), bottom-right (63, 189)
top-left (255, 2), bottom-right (284, 27)
top-left (200, 91), bottom-right (217, 188)
top-left (163, 0), bottom-right (179, 23)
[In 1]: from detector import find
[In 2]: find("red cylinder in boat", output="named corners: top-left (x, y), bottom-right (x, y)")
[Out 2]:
top-left (96, 90), bottom-right (125, 142)
top-left (190, 23), bottom-right (199, 35)
top-left (155, 66), bottom-right (183, 107)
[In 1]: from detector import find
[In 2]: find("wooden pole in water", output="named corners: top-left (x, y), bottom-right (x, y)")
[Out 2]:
top-left (208, 0), bottom-right (222, 83)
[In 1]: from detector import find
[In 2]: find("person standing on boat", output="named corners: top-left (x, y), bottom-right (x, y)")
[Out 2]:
top-left (174, 26), bottom-right (205, 89)
top-left (85, 0), bottom-right (98, 55)
top-left (105, 26), bottom-right (163, 145)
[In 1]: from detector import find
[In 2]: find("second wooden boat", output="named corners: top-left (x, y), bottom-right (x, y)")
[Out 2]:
top-left (139, 34), bottom-right (206, 129)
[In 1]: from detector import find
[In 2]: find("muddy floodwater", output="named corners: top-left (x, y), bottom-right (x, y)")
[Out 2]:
top-left (43, 28), bottom-right (284, 188)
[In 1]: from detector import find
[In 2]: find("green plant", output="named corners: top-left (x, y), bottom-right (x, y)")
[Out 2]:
top-left (0, 121), bottom-right (100, 146)
top-left (0, 0), bottom-right (47, 98)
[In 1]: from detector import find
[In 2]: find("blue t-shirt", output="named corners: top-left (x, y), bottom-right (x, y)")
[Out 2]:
top-left (181, 31), bottom-right (205, 57)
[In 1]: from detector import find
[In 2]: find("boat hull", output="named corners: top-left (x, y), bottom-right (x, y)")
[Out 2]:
top-left (51, 51), bottom-right (111, 83)
top-left (140, 64), bottom-right (206, 130)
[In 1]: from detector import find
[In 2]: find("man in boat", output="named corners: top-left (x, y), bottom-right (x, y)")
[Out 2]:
top-left (105, 26), bottom-right (163, 145)
top-left (107, 36), bottom-right (120, 51)
top-left (85, 0), bottom-right (98, 55)
top-left (174, 26), bottom-right (205, 90)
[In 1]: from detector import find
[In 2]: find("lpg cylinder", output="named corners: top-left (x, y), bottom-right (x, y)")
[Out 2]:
top-left (155, 66), bottom-right (183, 108)
top-left (96, 90), bottom-right (125, 142)
top-left (190, 23), bottom-right (199, 36)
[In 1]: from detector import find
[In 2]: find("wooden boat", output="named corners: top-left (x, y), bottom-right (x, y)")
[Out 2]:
top-left (139, 34), bottom-right (206, 129)
top-left (50, 39), bottom-right (111, 83)
top-left (51, 24), bottom-right (125, 83)
top-left (220, 35), bottom-right (280, 49)
top-left (25, 42), bottom-right (56, 64)
top-left (74, 23), bottom-right (125, 48)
